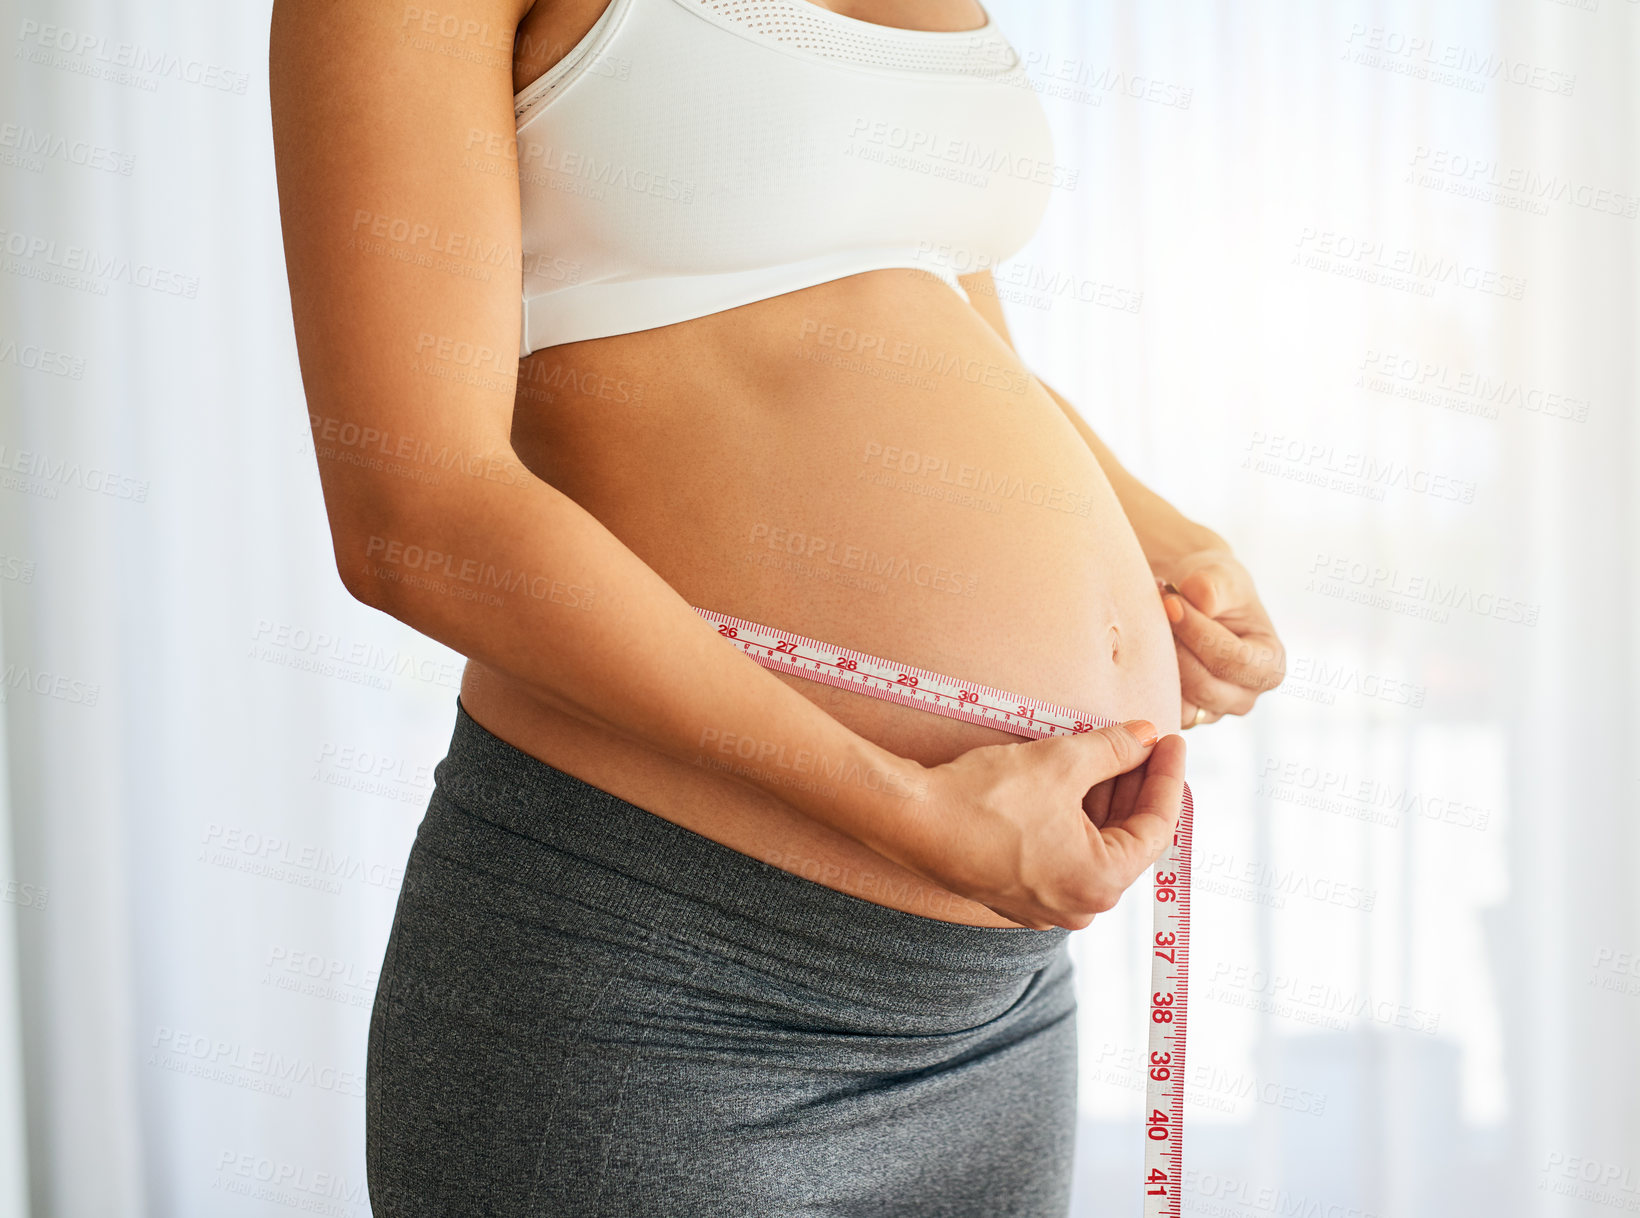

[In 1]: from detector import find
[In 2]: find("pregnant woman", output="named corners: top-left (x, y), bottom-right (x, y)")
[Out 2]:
top-left (270, 0), bottom-right (1284, 1213)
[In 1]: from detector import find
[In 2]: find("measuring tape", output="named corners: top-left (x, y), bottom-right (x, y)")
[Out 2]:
top-left (694, 605), bottom-right (1194, 1217)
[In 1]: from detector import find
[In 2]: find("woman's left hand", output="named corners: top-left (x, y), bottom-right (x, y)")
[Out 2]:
top-left (1153, 550), bottom-right (1286, 729)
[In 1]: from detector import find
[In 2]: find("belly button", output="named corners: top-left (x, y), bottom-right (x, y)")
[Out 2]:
top-left (1109, 624), bottom-right (1121, 664)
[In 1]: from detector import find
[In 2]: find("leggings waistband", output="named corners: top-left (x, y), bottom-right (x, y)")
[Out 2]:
top-left (419, 698), bottom-right (1069, 1018)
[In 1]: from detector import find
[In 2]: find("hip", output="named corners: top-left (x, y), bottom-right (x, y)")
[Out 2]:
top-left (388, 696), bottom-right (1071, 1018)
top-left (367, 713), bottom-right (1079, 1212)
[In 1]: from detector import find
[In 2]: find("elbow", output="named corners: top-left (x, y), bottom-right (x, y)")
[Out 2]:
top-left (327, 489), bottom-right (478, 613)
top-left (321, 465), bottom-right (520, 612)
top-left (335, 527), bottom-right (392, 609)
top-left (328, 497), bottom-right (415, 610)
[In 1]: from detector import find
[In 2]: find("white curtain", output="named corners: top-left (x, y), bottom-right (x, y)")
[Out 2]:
top-left (0, 0), bottom-right (1633, 1215)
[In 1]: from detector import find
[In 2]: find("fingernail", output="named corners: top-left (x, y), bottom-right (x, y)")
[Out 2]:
top-left (1121, 719), bottom-right (1159, 747)
top-left (1164, 595), bottom-right (1184, 624)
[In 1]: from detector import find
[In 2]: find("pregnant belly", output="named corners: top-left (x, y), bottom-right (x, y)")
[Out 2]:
top-left (463, 269), bottom-right (1182, 927)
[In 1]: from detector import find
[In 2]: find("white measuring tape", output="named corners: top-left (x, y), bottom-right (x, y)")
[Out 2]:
top-left (695, 605), bottom-right (1194, 1217)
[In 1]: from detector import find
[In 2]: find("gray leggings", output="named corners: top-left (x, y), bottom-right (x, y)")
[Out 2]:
top-left (366, 699), bottom-right (1078, 1217)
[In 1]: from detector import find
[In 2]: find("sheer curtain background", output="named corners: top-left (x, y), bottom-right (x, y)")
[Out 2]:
top-left (0, 0), bottom-right (1634, 1214)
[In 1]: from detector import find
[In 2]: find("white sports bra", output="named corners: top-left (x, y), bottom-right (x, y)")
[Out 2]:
top-left (513, 0), bottom-right (1056, 356)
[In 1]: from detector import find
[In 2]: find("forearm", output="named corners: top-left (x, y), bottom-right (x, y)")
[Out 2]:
top-left (1038, 379), bottom-right (1229, 569)
top-left (343, 466), bottom-right (932, 864)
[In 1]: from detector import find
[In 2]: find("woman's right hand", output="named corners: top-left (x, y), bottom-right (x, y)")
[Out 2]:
top-left (906, 721), bottom-right (1187, 931)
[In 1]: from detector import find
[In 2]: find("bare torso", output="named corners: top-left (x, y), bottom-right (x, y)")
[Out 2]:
top-left (459, 0), bottom-right (1184, 928)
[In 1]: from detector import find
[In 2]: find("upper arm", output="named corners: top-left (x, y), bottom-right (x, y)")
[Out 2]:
top-left (269, 0), bottom-right (537, 586)
top-left (956, 268), bottom-right (1016, 353)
